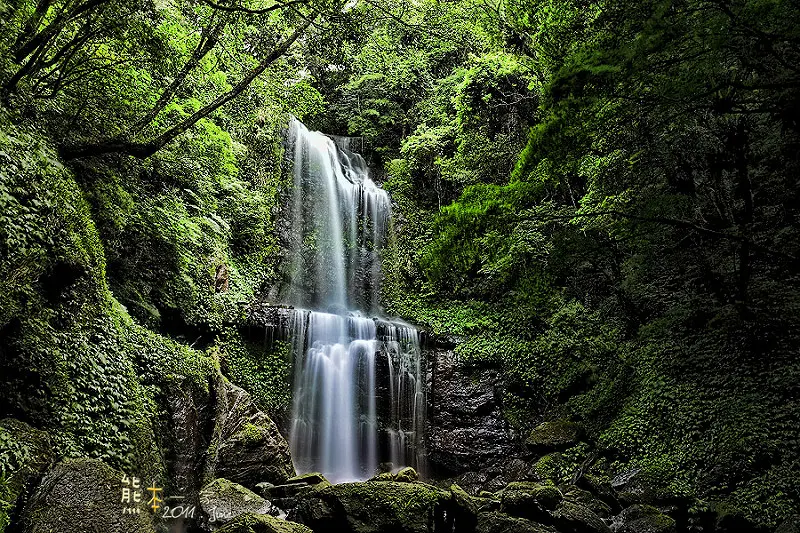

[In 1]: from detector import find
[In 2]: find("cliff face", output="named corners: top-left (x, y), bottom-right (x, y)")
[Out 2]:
top-left (424, 343), bottom-right (518, 478)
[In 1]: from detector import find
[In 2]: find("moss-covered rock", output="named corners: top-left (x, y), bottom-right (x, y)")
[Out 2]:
top-left (19, 458), bottom-right (155, 533)
top-left (0, 419), bottom-right (53, 532)
top-left (551, 500), bottom-right (611, 533)
top-left (395, 467), bottom-right (419, 483)
top-left (475, 511), bottom-right (553, 533)
top-left (562, 486), bottom-right (612, 518)
top-left (292, 481), bottom-right (450, 533)
top-left (611, 504), bottom-right (676, 533)
top-left (215, 513), bottom-right (311, 533)
top-left (205, 377), bottom-right (294, 489)
top-left (501, 481), bottom-right (563, 522)
top-left (525, 421), bottom-right (582, 453)
top-left (199, 478), bottom-right (275, 529)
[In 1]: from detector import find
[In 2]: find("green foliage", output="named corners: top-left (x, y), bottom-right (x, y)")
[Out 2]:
top-left (217, 328), bottom-right (292, 417)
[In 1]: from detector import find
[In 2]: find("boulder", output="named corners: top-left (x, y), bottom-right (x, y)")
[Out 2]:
top-left (395, 467), bottom-right (419, 483)
top-left (19, 458), bottom-right (155, 533)
top-left (610, 504), bottom-right (676, 533)
top-left (0, 419), bottom-right (53, 528)
top-left (206, 377), bottom-right (294, 489)
top-left (367, 467), bottom-right (418, 483)
top-left (500, 482), bottom-right (563, 521)
top-left (292, 481), bottom-right (450, 533)
top-left (563, 486), bottom-right (612, 518)
top-left (199, 478), bottom-right (275, 530)
top-left (524, 421), bottom-right (581, 453)
top-left (551, 500), bottom-right (612, 533)
top-left (215, 513), bottom-right (311, 533)
top-left (475, 511), bottom-right (553, 533)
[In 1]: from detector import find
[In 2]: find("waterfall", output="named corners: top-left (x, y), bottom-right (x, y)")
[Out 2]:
top-left (284, 119), bottom-right (425, 483)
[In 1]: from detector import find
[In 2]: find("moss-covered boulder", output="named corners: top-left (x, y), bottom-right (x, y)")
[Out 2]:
top-left (19, 458), bottom-right (155, 533)
top-left (215, 513), bottom-right (311, 533)
top-left (205, 377), bottom-right (294, 489)
top-left (525, 421), bottom-right (582, 453)
top-left (292, 481), bottom-right (450, 533)
top-left (199, 478), bottom-right (275, 529)
top-left (611, 504), bottom-right (676, 533)
top-left (0, 419), bottom-right (53, 532)
top-left (500, 482), bottom-right (563, 521)
top-left (367, 467), bottom-right (419, 483)
top-left (563, 486), bottom-right (612, 518)
top-left (475, 511), bottom-right (553, 533)
top-left (395, 467), bottom-right (419, 483)
top-left (551, 500), bottom-right (611, 533)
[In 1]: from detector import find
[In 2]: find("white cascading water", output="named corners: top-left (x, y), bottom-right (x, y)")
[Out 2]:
top-left (284, 119), bottom-right (425, 482)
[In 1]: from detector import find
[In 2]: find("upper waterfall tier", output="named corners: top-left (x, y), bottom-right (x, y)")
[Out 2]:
top-left (283, 119), bottom-right (390, 315)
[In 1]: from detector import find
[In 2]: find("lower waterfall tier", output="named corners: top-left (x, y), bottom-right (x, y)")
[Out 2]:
top-left (286, 309), bottom-right (426, 483)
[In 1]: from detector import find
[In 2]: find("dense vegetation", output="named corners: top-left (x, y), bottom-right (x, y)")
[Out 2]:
top-left (0, 0), bottom-right (798, 530)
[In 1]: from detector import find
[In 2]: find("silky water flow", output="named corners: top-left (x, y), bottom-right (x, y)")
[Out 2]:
top-left (284, 119), bottom-right (426, 482)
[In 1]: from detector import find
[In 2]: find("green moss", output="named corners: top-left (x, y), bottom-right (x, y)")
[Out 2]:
top-left (525, 420), bottom-right (581, 450)
top-left (240, 423), bottom-right (265, 445)
top-left (216, 513), bottom-right (312, 533)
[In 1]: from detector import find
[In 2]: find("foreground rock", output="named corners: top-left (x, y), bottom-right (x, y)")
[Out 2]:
top-left (476, 511), bottom-right (553, 533)
top-left (292, 481), bottom-right (450, 533)
top-left (215, 513), bottom-right (311, 533)
top-left (199, 478), bottom-right (276, 529)
top-left (610, 504), bottom-right (676, 533)
top-left (206, 377), bottom-right (294, 488)
top-left (19, 458), bottom-right (155, 533)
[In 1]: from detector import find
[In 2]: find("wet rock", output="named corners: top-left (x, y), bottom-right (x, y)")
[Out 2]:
top-left (500, 482), bottom-right (563, 521)
top-left (524, 420), bottom-right (581, 453)
top-left (206, 377), bottom-right (294, 489)
top-left (475, 511), bottom-right (553, 533)
top-left (199, 478), bottom-right (276, 530)
top-left (610, 504), bottom-right (676, 533)
top-left (426, 348), bottom-right (516, 475)
top-left (0, 419), bottom-right (53, 527)
top-left (20, 458), bottom-right (155, 533)
top-left (215, 513), bottom-right (312, 533)
top-left (551, 500), bottom-right (612, 533)
top-left (292, 481), bottom-right (450, 533)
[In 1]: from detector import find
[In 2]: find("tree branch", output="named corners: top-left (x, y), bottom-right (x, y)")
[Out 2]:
top-left (61, 13), bottom-right (318, 160)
